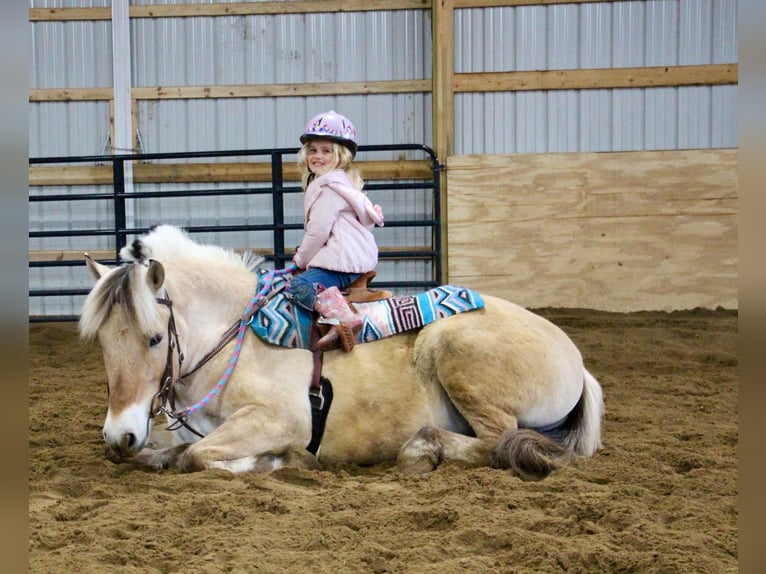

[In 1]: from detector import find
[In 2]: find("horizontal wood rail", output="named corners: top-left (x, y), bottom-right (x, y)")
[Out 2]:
top-left (454, 0), bottom-right (615, 6)
top-left (30, 0), bottom-right (430, 21)
top-left (30, 64), bottom-right (736, 104)
top-left (29, 0), bottom-right (619, 21)
top-left (29, 244), bottom-right (435, 264)
top-left (29, 159), bottom-right (434, 187)
top-left (29, 80), bottom-right (432, 103)
top-left (453, 64), bottom-right (738, 92)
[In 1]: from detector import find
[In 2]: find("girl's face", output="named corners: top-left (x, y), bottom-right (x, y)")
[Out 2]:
top-left (306, 139), bottom-right (336, 176)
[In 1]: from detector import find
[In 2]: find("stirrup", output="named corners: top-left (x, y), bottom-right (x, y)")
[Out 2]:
top-left (317, 322), bottom-right (360, 353)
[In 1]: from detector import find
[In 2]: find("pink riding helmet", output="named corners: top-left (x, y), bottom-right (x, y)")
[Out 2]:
top-left (300, 110), bottom-right (358, 156)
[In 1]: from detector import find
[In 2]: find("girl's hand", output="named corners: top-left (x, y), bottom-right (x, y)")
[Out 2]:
top-left (370, 204), bottom-right (384, 227)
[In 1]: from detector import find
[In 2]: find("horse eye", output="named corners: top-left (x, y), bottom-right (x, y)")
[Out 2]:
top-left (149, 334), bottom-right (163, 347)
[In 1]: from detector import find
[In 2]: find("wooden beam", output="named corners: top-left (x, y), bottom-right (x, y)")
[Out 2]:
top-left (454, 0), bottom-right (614, 7)
top-left (30, 1), bottom-right (431, 21)
top-left (131, 80), bottom-right (432, 100)
top-left (131, 0), bottom-right (431, 17)
top-left (432, 0), bottom-right (454, 283)
top-left (29, 160), bottom-right (435, 186)
top-left (29, 80), bottom-right (432, 103)
top-left (30, 165), bottom-right (114, 186)
top-left (28, 0), bottom-right (618, 21)
top-left (432, 0), bottom-right (454, 162)
top-left (30, 8), bottom-right (111, 21)
top-left (29, 88), bottom-right (113, 102)
top-left (29, 250), bottom-right (116, 263)
top-left (454, 64), bottom-right (738, 92)
top-left (28, 68), bottom-right (735, 105)
top-left (30, 244), bottom-right (433, 263)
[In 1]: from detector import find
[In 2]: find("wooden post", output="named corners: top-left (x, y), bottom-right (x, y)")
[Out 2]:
top-left (432, 0), bottom-right (453, 282)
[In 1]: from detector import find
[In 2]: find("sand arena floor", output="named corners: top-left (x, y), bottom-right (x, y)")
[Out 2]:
top-left (29, 308), bottom-right (737, 573)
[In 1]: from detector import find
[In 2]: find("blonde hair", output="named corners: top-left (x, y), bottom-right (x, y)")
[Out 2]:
top-left (297, 140), bottom-right (363, 190)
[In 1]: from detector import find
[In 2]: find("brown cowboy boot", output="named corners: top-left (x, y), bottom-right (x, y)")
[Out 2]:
top-left (314, 286), bottom-right (363, 352)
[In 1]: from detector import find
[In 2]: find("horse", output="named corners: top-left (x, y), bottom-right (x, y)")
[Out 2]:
top-left (78, 225), bottom-right (603, 480)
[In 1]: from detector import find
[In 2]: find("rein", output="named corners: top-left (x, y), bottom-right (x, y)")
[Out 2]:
top-left (150, 264), bottom-right (297, 437)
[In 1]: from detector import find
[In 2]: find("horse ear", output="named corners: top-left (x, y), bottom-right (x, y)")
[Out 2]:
top-left (84, 253), bottom-right (110, 280)
top-left (146, 259), bottom-right (165, 291)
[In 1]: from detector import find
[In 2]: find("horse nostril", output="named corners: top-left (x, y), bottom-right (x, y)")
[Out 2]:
top-left (126, 433), bottom-right (137, 448)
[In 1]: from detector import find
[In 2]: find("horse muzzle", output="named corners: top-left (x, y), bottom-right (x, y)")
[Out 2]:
top-left (104, 431), bottom-right (143, 463)
top-left (103, 404), bottom-right (151, 462)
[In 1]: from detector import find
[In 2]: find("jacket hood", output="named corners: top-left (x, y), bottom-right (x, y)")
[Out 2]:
top-left (311, 171), bottom-right (383, 226)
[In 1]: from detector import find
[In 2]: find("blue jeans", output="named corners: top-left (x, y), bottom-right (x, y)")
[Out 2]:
top-left (287, 267), bottom-right (360, 312)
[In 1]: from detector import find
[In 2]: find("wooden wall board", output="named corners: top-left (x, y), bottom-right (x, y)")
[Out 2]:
top-left (453, 64), bottom-right (737, 92)
top-left (446, 149), bottom-right (737, 311)
top-left (29, 160), bottom-right (434, 186)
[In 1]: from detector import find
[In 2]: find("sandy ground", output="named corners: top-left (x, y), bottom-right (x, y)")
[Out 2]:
top-left (28, 308), bottom-right (737, 574)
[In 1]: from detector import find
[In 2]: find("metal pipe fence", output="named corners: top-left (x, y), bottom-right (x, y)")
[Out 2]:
top-left (29, 144), bottom-right (443, 321)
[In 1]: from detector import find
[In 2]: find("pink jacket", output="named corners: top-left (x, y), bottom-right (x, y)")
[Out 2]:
top-left (293, 170), bottom-right (384, 273)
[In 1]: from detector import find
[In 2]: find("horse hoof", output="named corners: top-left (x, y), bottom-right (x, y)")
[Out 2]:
top-left (397, 427), bottom-right (442, 474)
top-left (398, 457), bottom-right (438, 475)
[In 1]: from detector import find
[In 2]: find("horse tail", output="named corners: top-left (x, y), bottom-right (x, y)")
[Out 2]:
top-left (489, 429), bottom-right (574, 481)
top-left (565, 368), bottom-right (604, 457)
top-left (489, 368), bottom-right (604, 481)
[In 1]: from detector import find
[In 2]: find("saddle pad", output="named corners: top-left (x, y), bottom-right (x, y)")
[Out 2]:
top-left (249, 271), bottom-right (485, 349)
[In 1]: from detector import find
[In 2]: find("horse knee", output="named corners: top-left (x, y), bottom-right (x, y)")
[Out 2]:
top-left (180, 444), bottom-right (209, 472)
top-left (397, 426), bottom-right (443, 474)
top-left (131, 444), bottom-right (188, 471)
top-left (181, 443), bottom-right (320, 474)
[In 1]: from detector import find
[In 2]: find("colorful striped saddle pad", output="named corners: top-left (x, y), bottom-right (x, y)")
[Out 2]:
top-left (249, 271), bottom-right (485, 349)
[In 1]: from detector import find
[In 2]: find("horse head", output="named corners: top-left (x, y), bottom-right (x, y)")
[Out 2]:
top-left (80, 253), bottom-right (179, 463)
top-left (79, 226), bottom-right (264, 466)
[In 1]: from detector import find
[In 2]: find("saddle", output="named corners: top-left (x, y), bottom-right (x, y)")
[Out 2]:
top-left (342, 270), bottom-right (392, 303)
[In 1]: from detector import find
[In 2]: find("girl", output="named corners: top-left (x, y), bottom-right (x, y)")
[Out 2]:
top-left (289, 110), bottom-right (384, 351)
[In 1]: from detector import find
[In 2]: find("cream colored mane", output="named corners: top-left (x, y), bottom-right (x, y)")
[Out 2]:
top-left (79, 226), bottom-right (264, 341)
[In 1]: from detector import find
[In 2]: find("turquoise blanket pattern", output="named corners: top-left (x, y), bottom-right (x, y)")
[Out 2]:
top-left (249, 271), bottom-right (485, 349)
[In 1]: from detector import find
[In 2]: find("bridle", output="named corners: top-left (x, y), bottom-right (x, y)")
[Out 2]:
top-left (148, 266), bottom-right (294, 438)
top-left (150, 294), bottom-right (205, 437)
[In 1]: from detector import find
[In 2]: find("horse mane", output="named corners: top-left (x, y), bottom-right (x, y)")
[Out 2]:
top-left (119, 225), bottom-right (263, 273)
top-left (79, 263), bottom-right (162, 341)
top-left (79, 225), bottom-right (264, 341)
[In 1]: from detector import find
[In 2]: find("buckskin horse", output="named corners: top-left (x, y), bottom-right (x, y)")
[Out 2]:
top-left (79, 225), bottom-right (603, 480)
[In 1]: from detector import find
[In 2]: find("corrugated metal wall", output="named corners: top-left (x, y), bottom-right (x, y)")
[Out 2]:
top-left (28, 0), bottom-right (738, 317)
top-left (29, 3), bottom-right (433, 157)
top-left (131, 10), bottom-right (430, 156)
top-left (29, 0), bottom-right (737, 157)
top-left (453, 0), bottom-right (738, 153)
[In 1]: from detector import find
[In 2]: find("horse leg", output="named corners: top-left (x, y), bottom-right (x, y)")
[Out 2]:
top-left (408, 304), bottom-right (591, 480)
top-left (397, 426), bottom-right (495, 474)
top-left (129, 443), bottom-right (190, 471)
top-left (114, 431), bottom-right (320, 474)
top-left (113, 423), bottom-right (190, 471)
top-left (179, 404), bottom-right (319, 473)
top-left (397, 426), bottom-right (574, 481)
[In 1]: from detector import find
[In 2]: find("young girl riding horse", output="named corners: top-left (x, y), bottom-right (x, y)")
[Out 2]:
top-left (288, 110), bottom-right (385, 351)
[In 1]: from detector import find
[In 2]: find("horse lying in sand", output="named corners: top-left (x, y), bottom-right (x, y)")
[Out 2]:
top-left (79, 225), bottom-right (603, 480)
